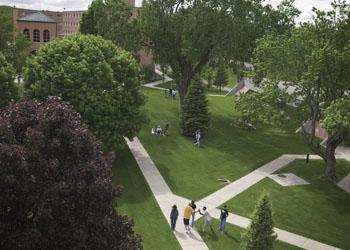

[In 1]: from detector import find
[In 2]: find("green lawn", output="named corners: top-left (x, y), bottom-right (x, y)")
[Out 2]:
top-left (113, 147), bottom-right (181, 250)
top-left (196, 218), bottom-right (301, 250)
top-left (138, 88), bottom-right (309, 200)
top-left (225, 160), bottom-right (350, 249)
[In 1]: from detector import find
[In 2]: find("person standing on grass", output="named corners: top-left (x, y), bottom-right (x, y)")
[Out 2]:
top-left (199, 207), bottom-right (212, 232)
top-left (219, 205), bottom-right (229, 233)
top-left (190, 200), bottom-right (198, 227)
top-left (194, 129), bottom-right (201, 146)
top-left (170, 205), bottom-right (179, 230)
top-left (183, 203), bottom-right (194, 233)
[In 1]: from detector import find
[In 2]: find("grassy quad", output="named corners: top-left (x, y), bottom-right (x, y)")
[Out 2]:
top-left (113, 147), bottom-right (181, 250)
top-left (195, 218), bottom-right (301, 250)
top-left (138, 87), bottom-right (309, 200)
top-left (224, 160), bottom-right (350, 249)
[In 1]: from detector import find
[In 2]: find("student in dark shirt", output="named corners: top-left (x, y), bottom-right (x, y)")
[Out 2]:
top-left (190, 200), bottom-right (198, 227)
top-left (170, 205), bottom-right (179, 230)
top-left (219, 205), bottom-right (229, 233)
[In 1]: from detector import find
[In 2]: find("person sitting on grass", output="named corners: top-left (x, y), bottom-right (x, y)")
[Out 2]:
top-left (199, 207), bottom-right (212, 232)
top-left (156, 125), bottom-right (162, 135)
top-left (164, 123), bottom-right (170, 136)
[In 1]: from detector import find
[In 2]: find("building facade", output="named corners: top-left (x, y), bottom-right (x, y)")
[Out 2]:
top-left (12, 1), bottom-right (153, 66)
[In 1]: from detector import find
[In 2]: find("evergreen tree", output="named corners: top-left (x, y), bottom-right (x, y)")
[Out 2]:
top-left (242, 194), bottom-right (277, 250)
top-left (181, 78), bottom-right (210, 137)
top-left (214, 65), bottom-right (228, 92)
top-left (0, 53), bottom-right (18, 108)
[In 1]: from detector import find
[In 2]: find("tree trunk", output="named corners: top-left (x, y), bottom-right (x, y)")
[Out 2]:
top-left (325, 142), bottom-right (337, 182)
top-left (324, 134), bottom-right (343, 182)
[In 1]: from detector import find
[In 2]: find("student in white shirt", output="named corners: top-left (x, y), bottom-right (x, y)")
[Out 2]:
top-left (199, 206), bottom-right (212, 232)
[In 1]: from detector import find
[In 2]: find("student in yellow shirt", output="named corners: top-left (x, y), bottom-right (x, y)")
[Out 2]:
top-left (183, 203), bottom-right (194, 233)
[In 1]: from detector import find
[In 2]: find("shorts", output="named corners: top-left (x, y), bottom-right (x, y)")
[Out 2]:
top-left (183, 218), bottom-right (190, 225)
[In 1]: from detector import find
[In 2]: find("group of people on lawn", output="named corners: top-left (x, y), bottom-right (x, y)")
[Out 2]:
top-left (165, 88), bottom-right (177, 99)
top-left (151, 124), bottom-right (170, 136)
top-left (170, 200), bottom-right (229, 234)
top-left (151, 125), bottom-right (202, 148)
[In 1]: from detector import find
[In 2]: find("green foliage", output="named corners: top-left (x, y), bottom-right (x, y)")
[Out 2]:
top-left (80, 0), bottom-right (140, 52)
top-left (0, 6), bottom-right (14, 52)
top-left (181, 78), bottom-right (210, 136)
top-left (141, 64), bottom-right (158, 83)
top-left (0, 53), bottom-right (18, 108)
top-left (214, 64), bottom-right (228, 91)
top-left (242, 2), bottom-right (350, 178)
top-left (138, 0), bottom-right (299, 103)
top-left (242, 194), bottom-right (276, 250)
top-left (24, 34), bottom-right (146, 150)
top-left (8, 34), bottom-right (32, 79)
top-left (322, 98), bottom-right (350, 138)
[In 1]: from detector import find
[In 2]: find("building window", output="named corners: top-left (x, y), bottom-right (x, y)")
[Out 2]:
top-left (43, 30), bottom-right (50, 42)
top-left (33, 29), bottom-right (40, 42)
top-left (23, 29), bottom-right (30, 39)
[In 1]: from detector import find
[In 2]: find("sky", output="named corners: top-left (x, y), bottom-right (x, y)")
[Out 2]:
top-left (0, 0), bottom-right (334, 22)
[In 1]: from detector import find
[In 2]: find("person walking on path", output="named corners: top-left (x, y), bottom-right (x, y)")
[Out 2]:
top-left (190, 200), bottom-right (198, 228)
top-left (170, 205), bottom-right (179, 230)
top-left (194, 130), bottom-right (201, 147)
top-left (199, 207), bottom-right (212, 232)
top-left (219, 205), bottom-right (229, 233)
top-left (183, 203), bottom-right (194, 233)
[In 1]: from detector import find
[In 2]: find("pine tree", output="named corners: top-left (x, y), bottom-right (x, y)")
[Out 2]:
top-left (181, 77), bottom-right (210, 137)
top-left (214, 65), bottom-right (228, 92)
top-left (242, 194), bottom-right (277, 250)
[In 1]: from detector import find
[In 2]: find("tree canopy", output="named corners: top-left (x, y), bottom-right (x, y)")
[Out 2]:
top-left (80, 0), bottom-right (140, 52)
top-left (0, 53), bottom-right (18, 108)
top-left (137, 0), bottom-right (299, 104)
top-left (0, 97), bottom-right (141, 249)
top-left (236, 0), bottom-right (350, 180)
top-left (24, 34), bottom-right (146, 150)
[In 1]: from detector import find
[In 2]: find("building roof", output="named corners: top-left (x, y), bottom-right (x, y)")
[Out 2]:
top-left (18, 12), bottom-right (56, 23)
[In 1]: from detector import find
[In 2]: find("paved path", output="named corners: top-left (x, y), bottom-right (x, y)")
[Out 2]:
top-left (126, 137), bottom-right (209, 250)
top-left (199, 154), bottom-right (322, 208)
top-left (337, 174), bottom-right (350, 193)
top-left (126, 137), bottom-right (345, 250)
top-left (144, 69), bottom-right (232, 98)
top-left (143, 69), bottom-right (173, 90)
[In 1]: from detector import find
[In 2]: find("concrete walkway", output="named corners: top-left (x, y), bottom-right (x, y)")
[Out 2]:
top-left (126, 137), bottom-right (209, 250)
top-left (143, 69), bottom-right (173, 90)
top-left (126, 137), bottom-right (345, 250)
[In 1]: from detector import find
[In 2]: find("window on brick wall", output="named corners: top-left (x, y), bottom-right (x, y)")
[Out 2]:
top-left (23, 29), bottom-right (30, 39)
top-left (43, 30), bottom-right (50, 42)
top-left (33, 29), bottom-right (40, 42)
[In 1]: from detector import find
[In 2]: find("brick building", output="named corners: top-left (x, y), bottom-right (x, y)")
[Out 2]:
top-left (12, 0), bottom-right (153, 66)
top-left (13, 8), bottom-right (83, 51)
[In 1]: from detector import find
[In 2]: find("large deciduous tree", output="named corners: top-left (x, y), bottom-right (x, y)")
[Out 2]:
top-left (24, 34), bottom-right (146, 150)
top-left (236, 1), bottom-right (350, 181)
top-left (138, 0), bottom-right (299, 105)
top-left (0, 53), bottom-right (18, 108)
top-left (0, 98), bottom-right (141, 249)
top-left (80, 0), bottom-right (140, 52)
